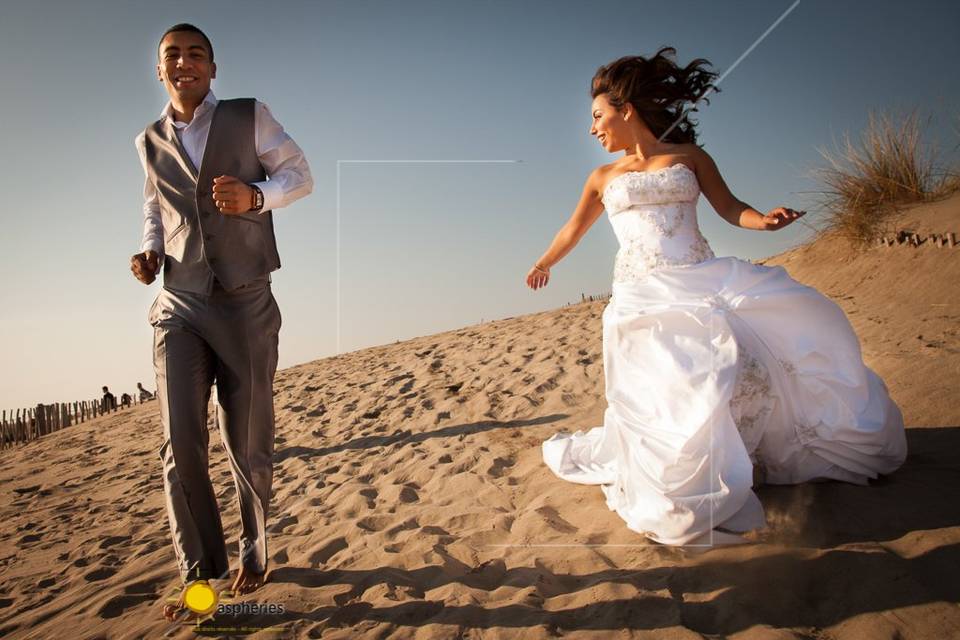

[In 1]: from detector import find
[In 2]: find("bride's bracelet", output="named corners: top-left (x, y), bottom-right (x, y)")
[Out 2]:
top-left (533, 263), bottom-right (550, 274)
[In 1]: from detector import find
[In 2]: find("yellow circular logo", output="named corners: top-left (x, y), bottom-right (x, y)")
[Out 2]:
top-left (182, 580), bottom-right (218, 615)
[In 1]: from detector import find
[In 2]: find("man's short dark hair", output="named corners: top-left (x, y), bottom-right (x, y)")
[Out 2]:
top-left (158, 23), bottom-right (214, 63)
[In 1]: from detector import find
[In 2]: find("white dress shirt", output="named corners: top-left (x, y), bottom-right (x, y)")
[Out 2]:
top-left (136, 90), bottom-right (313, 259)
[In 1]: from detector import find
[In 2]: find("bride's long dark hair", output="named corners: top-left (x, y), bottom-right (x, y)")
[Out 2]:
top-left (591, 47), bottom-right (720, 146)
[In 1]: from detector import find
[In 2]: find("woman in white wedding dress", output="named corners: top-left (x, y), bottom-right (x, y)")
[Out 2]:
top-left (526, 48), bottom-right (907, 545)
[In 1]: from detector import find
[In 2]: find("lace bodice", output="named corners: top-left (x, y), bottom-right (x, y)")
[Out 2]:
top-left (602, 163), bottom-right (715, 283)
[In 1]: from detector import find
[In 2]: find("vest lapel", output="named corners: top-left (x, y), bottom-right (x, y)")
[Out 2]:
top-left (164, 118), bottom-right (199, 180)
top-left (196, 101), bottom-right (226, 181)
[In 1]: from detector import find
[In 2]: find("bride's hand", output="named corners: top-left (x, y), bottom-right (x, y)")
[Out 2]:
top-left (761, 207), bottom-right (806, 230)
top-left (526, 264), bottom-right (551, 290)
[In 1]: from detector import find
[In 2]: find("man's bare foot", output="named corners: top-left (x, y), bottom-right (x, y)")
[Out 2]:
top-left (231, 565), bottom-right (266, 596)
top-left (162, 580), bottom-right (217, 621)
top-left (162, 590), bottom-right (199, 622)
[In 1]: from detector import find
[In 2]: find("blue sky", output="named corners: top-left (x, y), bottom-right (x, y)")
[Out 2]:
top-left (1, 0), bottom-right (957, 410)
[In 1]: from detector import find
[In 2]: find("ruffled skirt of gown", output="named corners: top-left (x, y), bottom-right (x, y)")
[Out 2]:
top-left (542, 256), bottom-right (907, 545)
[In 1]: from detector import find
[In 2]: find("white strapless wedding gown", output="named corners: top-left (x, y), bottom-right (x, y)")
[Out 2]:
top-left (541, 163), bottom-right (907, 545)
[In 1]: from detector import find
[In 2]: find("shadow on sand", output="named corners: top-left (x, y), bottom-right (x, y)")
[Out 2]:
top-left (205, 427), bottom-right (960, 636)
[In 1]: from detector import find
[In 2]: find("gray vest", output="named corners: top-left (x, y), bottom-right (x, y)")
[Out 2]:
top-left (142, 98), bottom-right (281, 295)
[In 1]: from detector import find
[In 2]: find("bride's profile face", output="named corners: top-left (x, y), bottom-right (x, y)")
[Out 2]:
top-left (590, 93), bottom-right (630, 153)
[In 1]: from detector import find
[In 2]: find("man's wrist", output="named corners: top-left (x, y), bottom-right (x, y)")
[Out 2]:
top-left (249, 184), bottom-right (264, 212)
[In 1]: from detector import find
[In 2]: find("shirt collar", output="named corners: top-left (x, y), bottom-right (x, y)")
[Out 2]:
top-left (160, 90), bottom-right (218, 126)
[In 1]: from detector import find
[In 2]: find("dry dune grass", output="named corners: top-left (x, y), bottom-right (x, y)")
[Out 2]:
top-left (810, 109), bottom-right (960, 248)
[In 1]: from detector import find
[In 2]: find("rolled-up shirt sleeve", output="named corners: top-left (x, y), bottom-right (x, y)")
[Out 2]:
top-left (135, 131), bottom-right (165, 267)
top-left (252, 101), bottom-right (314, 213)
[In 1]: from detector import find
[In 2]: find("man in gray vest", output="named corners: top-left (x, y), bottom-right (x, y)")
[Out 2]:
top-left (129, 23), bottom-right (312, 619)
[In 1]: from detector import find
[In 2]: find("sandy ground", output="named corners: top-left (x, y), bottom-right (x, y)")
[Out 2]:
top-left (1, 194), bottom-right (958, 639)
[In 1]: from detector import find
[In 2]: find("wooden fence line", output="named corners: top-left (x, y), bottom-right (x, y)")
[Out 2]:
top-left (878, 230), bottom-right (958, 248)
top-left (1, 393), bottom-right (155, 451)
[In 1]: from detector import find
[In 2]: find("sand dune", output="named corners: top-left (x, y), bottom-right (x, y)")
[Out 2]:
top-left (1, 194), bottom-right (958, 638)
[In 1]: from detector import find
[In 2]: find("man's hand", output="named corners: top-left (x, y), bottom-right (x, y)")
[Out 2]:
top-left (130, 250), bottom-right (160, 285)
top-left (212, 175), bottom-right (255, 214)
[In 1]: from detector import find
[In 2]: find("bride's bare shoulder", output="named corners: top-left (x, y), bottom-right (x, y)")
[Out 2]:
top-left (586, 162), bottom-right (620, 194)
top-left (660, 143), bottom-right (702, 172)
top-left (683, 145), bottom-right (718, 174)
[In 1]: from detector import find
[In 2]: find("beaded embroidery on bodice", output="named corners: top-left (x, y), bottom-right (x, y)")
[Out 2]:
top-left (602, 163), bottom-right (715, 283)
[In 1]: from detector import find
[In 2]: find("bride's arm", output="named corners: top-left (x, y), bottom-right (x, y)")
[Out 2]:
top-left (693, 148), bottom-right (804, 231)
top-left (526, 169), bottom-right (606, 290)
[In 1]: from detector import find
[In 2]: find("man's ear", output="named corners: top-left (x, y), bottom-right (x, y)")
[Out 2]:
top-left (211, 62), bottom-right (217, 80)
top-left (157, 64), bottom-right (163, 82)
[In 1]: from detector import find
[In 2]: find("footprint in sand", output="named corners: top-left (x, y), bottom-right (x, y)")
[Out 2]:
top-left (398, 486), bottom-right (419, 503)
top-left (82, 470), bottom-right (107, 483)
top-left (84, 566), bottom-right (117, 582)
top-left (97, 593), bottom-right (152, 619)
top-left (385, 518), bottom-right (419, 538)
top-left (135, 538), bottom-right (164, 555)
top-left (386, 372), bottom-right (414, 387)
top-left (12, 485), bottom-right (41, 496)
top-left (420, 525), bottom-right (449, 536)
top-left (94, 578), bottom-right (166, 619)
top-left (536, 376), bottom-right (559, 393)
top-left (487, 456), bottom-right (516, 478)
top-left (356, 516), bottom-right (391, 532)
top-left (272, 515), bottom-right (299, 534)
top-left (535, 506), bottom-right (578, 534)
top-left (308, 536), bottom-right (348, 565)
top-left (97, 535), bottom-right (130, 550)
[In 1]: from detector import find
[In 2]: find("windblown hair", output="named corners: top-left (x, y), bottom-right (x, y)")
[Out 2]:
top-left (158, 23), bottom-right (214, 63)
top-left (591, 47), bottom-right (720, 145)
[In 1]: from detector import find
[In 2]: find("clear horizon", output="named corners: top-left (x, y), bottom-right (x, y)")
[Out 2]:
top-left (1, 0), bottom-right (958, 410)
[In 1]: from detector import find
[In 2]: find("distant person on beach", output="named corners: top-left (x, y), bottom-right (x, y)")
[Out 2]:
top-left (530, 48), bottom-right (907, 545)
top-left (128, 23), bottom-right (312, 620)
top-left (120, 393), bottom-right (132, 408)
top-left (101, 386), bottom-right (117, 412)
top-left (137, 382), bottom-right (154, 402)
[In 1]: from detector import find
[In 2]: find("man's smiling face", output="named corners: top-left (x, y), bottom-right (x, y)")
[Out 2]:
top-left (156, 30), bottom-right (216, 104)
